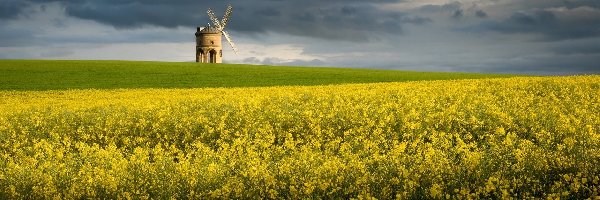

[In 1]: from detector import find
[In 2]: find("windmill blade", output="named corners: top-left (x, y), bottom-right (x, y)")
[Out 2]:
top-left (206, 8), bottom-right (223, 30)
top-left (221, 4), bottom-right (233, 29)
top-left (222, 30), bottom-right (238, 54)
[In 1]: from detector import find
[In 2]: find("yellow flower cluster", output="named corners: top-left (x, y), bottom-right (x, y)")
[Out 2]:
top-left (0, 76), bottom-right (599, 199)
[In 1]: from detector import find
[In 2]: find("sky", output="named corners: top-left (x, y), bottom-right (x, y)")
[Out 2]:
top-left (1, 0), bottom-right (599, 74)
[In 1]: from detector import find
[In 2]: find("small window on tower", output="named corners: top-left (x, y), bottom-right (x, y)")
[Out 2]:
top-left (211, 41), bottom-right (214, 45)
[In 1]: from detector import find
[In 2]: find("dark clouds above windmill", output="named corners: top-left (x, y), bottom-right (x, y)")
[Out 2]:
top-left (18, 0), bottom-right (430, 41)
top-left (1, 0), bottom-right (599, 74)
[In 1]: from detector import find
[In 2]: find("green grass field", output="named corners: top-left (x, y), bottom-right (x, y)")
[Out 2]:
top-left (0, 60), bottom-right (516, 90)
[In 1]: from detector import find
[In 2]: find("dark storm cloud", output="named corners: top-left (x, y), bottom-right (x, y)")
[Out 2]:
top-left (0, 0), bottom-right (28, 19)
top-left (536, 0), bottom-right (600, 9)
top-left (228, 2), bottom-right (426, 41)
top-left (254, 8), bottom-right (281, 17)
top-left (452, 9), bottom-right (463, 19)
top-left (418, 2), bottom-right (462, 13)
top-left (492, 12), bottom-right (595, 40)
top-left (489, 0), bottom-right (600, 10)
top-left (14, 0), bottom-right (423, 41)
top-left (418, 2), bottom-right (470, 19)
top-left (492, 10), bottom-right (558, 32)
top-left (64, 2), bottom-right (200, 28)
top-left (475, 10), bottom-right (487, 18)
top-left (550, 39), bottom-right (600, 55)
top-left (468, 6), bottom-right (600, 40)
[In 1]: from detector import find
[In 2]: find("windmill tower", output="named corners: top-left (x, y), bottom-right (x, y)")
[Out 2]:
top-left (196, 4), bottom-right (238, 63)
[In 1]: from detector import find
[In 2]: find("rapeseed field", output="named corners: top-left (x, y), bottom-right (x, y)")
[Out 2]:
top-left (0, 76), bottom-right (598, 198)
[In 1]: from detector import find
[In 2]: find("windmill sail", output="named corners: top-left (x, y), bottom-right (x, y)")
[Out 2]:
top-left (221, 5), bottom-right (233, 28)
top-left (206, 4), bottom-right (237, 54)
top-left (222, 30), bottom-right (238, 54)
top-left (207, 9), bottom-right (222, 29)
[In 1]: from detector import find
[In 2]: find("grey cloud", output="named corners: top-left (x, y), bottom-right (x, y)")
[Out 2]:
top-left (64, 3), bottom-right (199, 28)
top-left (480, 54), bottom-right (600, 75)
top-left (242, 57), bottom-right (261, 64)
top-left (417, 2), bottom-right (469, 19)
top-left (468, 7), bottom-right (600, 40)
top-left (550, 39), bottom-right (600, 55)
top-left (236, 3), bottom-right (417, 41)
top-left (283, 59), bottom-right (324, 67)
top-left (341, 6), bottom-right (357, 16)
top-left (452, 9), bottom-right (464, 19)
top-left (42, 31), bottom-right (191, 44)
top-left (0, 27), bottom-right (37, 47)
top-left (419, 2), bottom-right (462, 13)
top-left (0, 0), bottom-right (28, 19)
top-left (542, 0), bottom-right (600, 9)
top-left (292, 12), bottom-right (316, 23)
top-left (485, 0), bottom-right (600, 11)
top-left (39, 48), bottom-right (73, 57)
top-left (475, 10), bottom-right (487, 18)
top-left (261, 57), bottom-right (284, 65)
top-left (254, 8), bottom-right (281, 17)
top-left (402, 16), bottom-right (431, 24)
top-left (510, 10), bottom-right (556, 26)
top-left (14, 0), bottom-right (425, 41)
top-left (230, 2), bottom-right (417, 41)
top-left (249, 57), bottom-right (324, 67)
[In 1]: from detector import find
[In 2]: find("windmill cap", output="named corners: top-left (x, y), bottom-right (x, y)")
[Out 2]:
top-left (196, 26), bottom-right (221, 35)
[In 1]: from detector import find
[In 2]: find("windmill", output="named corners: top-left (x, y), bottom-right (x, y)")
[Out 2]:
top-left (195, 4), bottom-right (237, 63)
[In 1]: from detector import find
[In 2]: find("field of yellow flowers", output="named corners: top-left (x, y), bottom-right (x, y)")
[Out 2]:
top-left (0, 76), bottom-right (599, 199)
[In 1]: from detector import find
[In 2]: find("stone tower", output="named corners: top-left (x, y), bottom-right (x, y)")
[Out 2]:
top-left (195, 26), bottom-right (222, 63)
